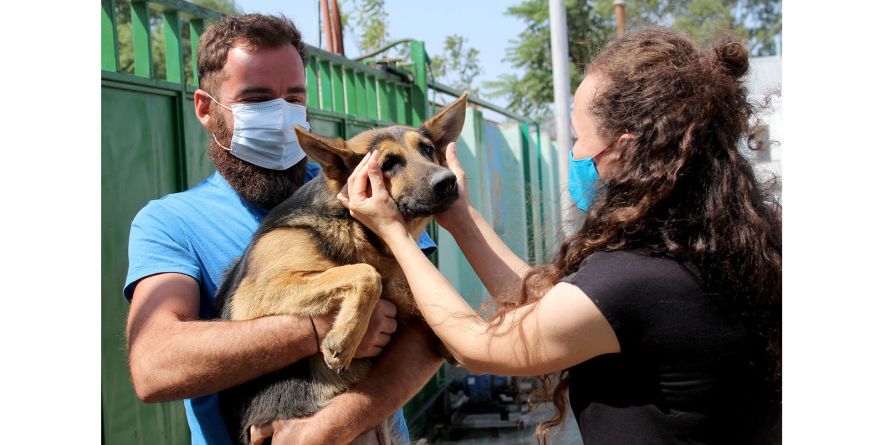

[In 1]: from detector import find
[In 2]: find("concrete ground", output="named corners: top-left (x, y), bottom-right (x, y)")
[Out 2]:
top-left (417, 402), bottom-right (583, 445)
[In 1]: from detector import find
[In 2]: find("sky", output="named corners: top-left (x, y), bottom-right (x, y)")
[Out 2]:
top-left (235, 0), bottom-right (528, 109)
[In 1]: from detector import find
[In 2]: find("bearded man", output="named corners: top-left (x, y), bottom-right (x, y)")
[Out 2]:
top-left (123, 14), bottom-right (442, 445)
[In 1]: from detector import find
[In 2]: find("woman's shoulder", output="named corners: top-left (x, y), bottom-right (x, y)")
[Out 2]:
top-left (565, 248), bottom-right (704, 298)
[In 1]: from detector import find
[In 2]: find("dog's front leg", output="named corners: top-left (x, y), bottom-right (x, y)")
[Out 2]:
top-left (308, 263), bottom-right (383, 372)
top-left (232, 262), bottom-right (383, 372)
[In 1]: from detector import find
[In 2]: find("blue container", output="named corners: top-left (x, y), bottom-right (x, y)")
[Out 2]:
top-left (464, 373), bottom-right (493, 404)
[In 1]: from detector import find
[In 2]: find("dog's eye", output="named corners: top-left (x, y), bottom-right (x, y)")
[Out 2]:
top-left (381, 155), bottom-right (405, 174)
top-left (418, 142), bottom-right (436, 161)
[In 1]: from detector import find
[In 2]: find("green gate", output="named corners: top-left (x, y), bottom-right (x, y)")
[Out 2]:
top-left (102, 1), bottom-right (560, 442)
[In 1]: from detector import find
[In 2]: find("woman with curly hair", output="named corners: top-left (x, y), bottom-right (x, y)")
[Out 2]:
top-left (341, 27), bottom-right (781, 444)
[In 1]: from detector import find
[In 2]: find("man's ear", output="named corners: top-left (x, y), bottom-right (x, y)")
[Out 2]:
top-left (294, 126), bottom-right (362, 183)
top-left (420, 92), bottom-right (468, 156)
top-left (194, 89), bottom-right (213, 128)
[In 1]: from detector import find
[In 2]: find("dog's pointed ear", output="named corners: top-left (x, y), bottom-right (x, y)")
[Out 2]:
top-left (420, 92), bottom-right (468, 156)
top-left (294, 126), bottom-right (362, 183)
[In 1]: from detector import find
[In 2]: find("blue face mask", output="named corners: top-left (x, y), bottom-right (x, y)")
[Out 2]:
top-left (568, 140), bottom-right (616, 212)
top-left (568, 150), bottom-right (601, 212)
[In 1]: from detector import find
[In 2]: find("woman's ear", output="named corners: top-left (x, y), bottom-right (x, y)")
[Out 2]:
top-left (613, 133), bottom-right (636, 159)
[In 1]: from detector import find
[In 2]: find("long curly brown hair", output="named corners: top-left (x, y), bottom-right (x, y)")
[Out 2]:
top-left (491, 27), bottom-right (782, 443)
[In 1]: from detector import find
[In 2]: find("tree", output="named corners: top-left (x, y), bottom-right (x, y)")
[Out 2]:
top-left (342, 2), bottom-right (483, 98)
top-left (114, 0), bottom-right (241, 83)
top-left (486, 0), bottom-right (782, 122)
top-left (430, 35), bottom-right (483, 98)
top-left (484, 0), bottom-right (609, 122)
top-left (594, 0), bottom-right (781, 55)
top-left (341, 0), bottom-right (391, 55)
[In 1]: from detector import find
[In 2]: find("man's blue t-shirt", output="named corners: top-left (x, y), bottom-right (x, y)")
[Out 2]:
top-left (124, 167), bottom-right (435, 444)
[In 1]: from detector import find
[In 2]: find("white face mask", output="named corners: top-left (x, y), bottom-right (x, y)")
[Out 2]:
top-left (208, 94), bottom-right (311, 171)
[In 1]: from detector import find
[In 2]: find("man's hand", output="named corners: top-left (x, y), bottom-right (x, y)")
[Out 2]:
top-left (249, 418), bottom-right (326, 445)
top-left (312, 298), bottom-right (398, 359)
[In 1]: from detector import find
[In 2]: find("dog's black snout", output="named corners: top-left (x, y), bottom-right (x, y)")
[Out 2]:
top-left (432, 171), bottom-right (457, 197)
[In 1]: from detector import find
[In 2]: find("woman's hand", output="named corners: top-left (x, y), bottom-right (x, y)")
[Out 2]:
top-left (434, 142), bottom-right (473, 232)
top-left (337, 150), bottom-right (408, 241)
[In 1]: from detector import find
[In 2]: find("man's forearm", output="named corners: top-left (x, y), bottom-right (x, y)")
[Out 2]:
top-left (128, 314), bottom-right (317, 402)
top-left (306, 321), bottom-right (443, 444)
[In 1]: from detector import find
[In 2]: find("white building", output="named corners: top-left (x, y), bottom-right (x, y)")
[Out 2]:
top-left (744, 56), bottom-right (783, 203)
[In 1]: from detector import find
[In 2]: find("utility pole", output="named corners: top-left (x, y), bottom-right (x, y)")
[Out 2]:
top-left (330, 0), bottom-right (344, 55)
top-left (320, 0), bottom-right (333, 52)
top-left (548, 0), bottom-right (574, 230)
top-left (614, 0), bottom-right (626, 37)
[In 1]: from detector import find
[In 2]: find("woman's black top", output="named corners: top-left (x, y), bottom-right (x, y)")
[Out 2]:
top-left (561, 249), bottom-right (771, 444)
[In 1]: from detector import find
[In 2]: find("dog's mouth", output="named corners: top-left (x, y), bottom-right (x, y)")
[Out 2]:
top-left (397, 188), bottom-right (459, 220)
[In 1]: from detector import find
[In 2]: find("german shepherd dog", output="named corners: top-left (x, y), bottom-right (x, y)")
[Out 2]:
top-left (215, 93), bottom-right (468, 445)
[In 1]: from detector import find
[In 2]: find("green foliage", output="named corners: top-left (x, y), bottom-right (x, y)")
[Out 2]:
top-left (484, 0), bottom-right (609, 122)
top-left (594, 0), bottom-right (782, 55)
top-left (114, 0), bottom-right (241, 83)
top-left (341, 0), bottom-right (391, 55)
top-left (488, 0), bottom-right (781, 122)
top-left (430, 35), bottom-right (483, 98)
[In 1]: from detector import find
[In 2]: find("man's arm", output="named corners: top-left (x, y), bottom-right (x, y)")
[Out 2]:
top-left (258, 321), bottom-right (443, 445)
top-left (126, 272), bottom-right (396, 402)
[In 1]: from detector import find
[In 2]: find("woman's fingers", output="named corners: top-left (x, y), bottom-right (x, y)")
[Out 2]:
top-left (444, 142), bottom-right (464, 175)
top-left (338, 152), bottom-right (374, 206)
top-left (348, 151), bottom-right (376, 201)
top-left (367, 158), bottom-right (388, 200)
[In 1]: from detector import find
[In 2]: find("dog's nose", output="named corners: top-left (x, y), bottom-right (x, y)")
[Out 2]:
top-left (431, 171), bottom-right (457, 197)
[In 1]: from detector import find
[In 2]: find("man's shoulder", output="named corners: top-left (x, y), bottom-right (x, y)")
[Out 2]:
top-left (132, 175), bottom-right (222, 227)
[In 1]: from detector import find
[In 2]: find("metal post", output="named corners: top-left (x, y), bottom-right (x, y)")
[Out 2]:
top-left (330, 0), bottom-right (344, 55)
top-left (614, 0), bottom-right (626, 37)
top-left (320, 0), bottom-right (333, 52)
top-left (548, 0), bottom-right (574, 230)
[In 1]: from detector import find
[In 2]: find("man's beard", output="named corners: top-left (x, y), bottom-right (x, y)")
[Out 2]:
top-left (207, 107), bottom-right (308, 209)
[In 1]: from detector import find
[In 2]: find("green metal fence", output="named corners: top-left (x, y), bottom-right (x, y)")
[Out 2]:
top-left (101, 1), bottom-right (561, 442)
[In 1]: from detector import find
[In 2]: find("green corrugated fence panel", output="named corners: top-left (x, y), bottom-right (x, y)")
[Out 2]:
top-left (527, 127), bottom-right (544, 265)
top-left (344, 68), bottom-right (356, 116)
top-left (306, 57), bottom-right (319, 109)
top-left (162, 11), bottom-right (183, 83)
top-left (355, 72), bottom-right (367, 117)
top-left (101, 0), bottom-right (119, 71)
top-left (310, 114), bottom-right (345, 139)
top-left (366, 76), bottom-right (379, 120)
top-left (394, 85), bottom-right (407, 124)
top-left (539, 134), bottom-right (561, 261)
top-left (319, 60), bottom-right (333, 111)
top-left (131, 1), bottom-right (153, 78)
top-left (500, 124), bottom-right (530, 259)
top-left (331, 63), bottom-right (345, 113)
top-left (408, 40), bottom-right (427, 126)
top-left (102, 84), bottom-right (191, 444)
top-left (519, 123), bottom-right (536, 264)
top-left (379, 81), bottom-right (392, 122)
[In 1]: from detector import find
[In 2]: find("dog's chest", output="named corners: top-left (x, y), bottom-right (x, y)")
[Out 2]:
top-left (381, 269), bottom-right (415, 317)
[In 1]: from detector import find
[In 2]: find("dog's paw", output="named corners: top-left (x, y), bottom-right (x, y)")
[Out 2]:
top-left (321, 331), bottom-right (353, 372)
